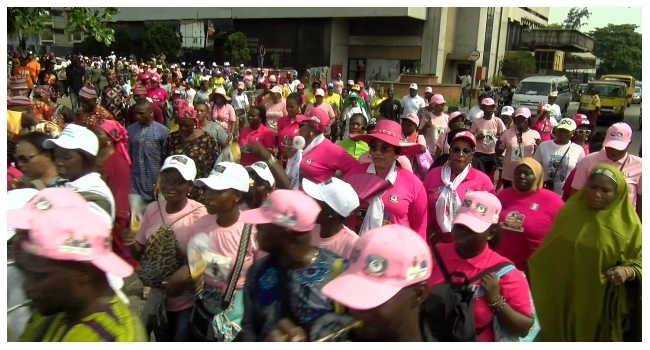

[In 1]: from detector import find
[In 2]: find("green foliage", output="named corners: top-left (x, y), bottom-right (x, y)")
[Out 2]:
top-left (545, 23), bottom-right (564, 29)
top-left (223, 32), bottom-right (251, 66)
top-left (8, 7), bottom-right (119, 45)
top-left (562, 7), bottom-right (591, 31)
top-left (589, 24), bottom-right (642, 80)
top-left (270, 52), bottom-right (281, 69)
top-left (78, 30), bottom-right (131, 57)
top-left (143, 25), bottom-right (182, 59)
top-left (500, 51), bottom-right (536, 78)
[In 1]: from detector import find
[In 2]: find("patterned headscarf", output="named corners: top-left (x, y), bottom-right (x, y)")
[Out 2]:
top-left (178, 107), bottom-right (201, 129)
top-left (97, 119), bottom-right (132, 166)
top-left (33, 85), bottom-right (55, 98)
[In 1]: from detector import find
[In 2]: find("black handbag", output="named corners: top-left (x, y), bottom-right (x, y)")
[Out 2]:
top-left (543, 143), bottom-right (571, 191)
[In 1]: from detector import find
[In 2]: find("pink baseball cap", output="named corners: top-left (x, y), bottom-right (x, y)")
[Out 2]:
top-left (573, 113), bottom-right (590, 126)
top-left (239, 190), bottom-right (321, 232)
top-left (237, 81), bottom-right (245, 89)
top-left (297, 83), bottom-right (305, 90)
top-left (315, 88), bottom-right (325, 97)
top-left (322, 225), bottom-right (432, 310)
top-left (603, 123), bottom-right (633, 150)
top-left (297, 107), bottom-right (330, 133)
top-left (150, 75), bottom-right (160, 83)
top-left (514, 107), bottom-right (532, 118)
top-left (430, 94), bottom-right (446, 105)
top-left (424, 87), bottom-right (433, 93)
top-left (173, 98), bottom-right (189, 110)
top-left (449, 111), bottom-right (467, 122)
top-left (452, 191), bottom-right (501, 233)
top-left (357, 82), bottom-right (365, 88)
top-left (451, 130), bottom-right (477, 147)
top-left (401, 113), bottom-right (419, 127)
top-left (481, 98), bottom-right (496, 106)
top-left (8, 188), bottom-right (134, 278)
top-left (270, 86), bottom-right (283, 94)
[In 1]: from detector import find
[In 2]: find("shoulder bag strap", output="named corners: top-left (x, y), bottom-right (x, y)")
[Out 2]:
top-left (549, 142), bottom-right (572, 182)
top-left (432, 246), bottom-right (452, 283)
top-left (620, 155), bottom-right (629, 172)
top-left (220, 224), bottom-right (253, 311)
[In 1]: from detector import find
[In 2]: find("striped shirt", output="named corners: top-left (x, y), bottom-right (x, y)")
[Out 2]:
top-left (127, 121), bottom-right (168, 202)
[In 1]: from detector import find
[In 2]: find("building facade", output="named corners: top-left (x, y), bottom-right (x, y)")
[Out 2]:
top-left (8, 8), bottom-right (85, 56)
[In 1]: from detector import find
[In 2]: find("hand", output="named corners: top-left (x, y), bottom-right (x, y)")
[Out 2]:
top-left (162, 265), bottom-right (190, 298)
top-left (476, 133), bottom-right (486, 140)
top-left (480, 273), bottom-right (501, 304)
top-left (604, 266), bottom-right (629, 286)
top-left (10, 178), bottom-right (31, 190)
top-left (121, 228), bottom-right (137, 245)
top-left (282, 146), bottom-right (296, 160)
top-left (534, 138), bottom-right (542, 146)
top-left (265, 318), bottom-right (308, 342)
top-left (249, 142), bottom-right (272, 160)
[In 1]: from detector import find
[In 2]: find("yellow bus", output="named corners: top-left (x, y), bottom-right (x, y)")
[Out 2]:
top-left (600, 74), bottom-right (636, 106)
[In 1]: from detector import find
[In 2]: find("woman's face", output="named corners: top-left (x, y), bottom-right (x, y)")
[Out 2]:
top-left (247, 108), bottom-right (262, 127)
top-left (574, 126), bottom-right (591, 142)
top-left (203, 188), bottom-right (241, 215)
top-left (514, 116), bottom-right (529, 132)
top-left (215, 94), bottom-right (226, 105)
top-left (286, 98), bottom-right (301, 117)
top-left (400, 119), bottom-right (417, 136)
top-left (247, 172), bottom-right (272, 209)
top-left (201, 81), bottom-right (209, 91)
top-left (271, 92), bottom-right (282, 102)
top-left (349, 98), bottom-right (358, 107)
top-left (433, 103), bottom-right (445, 114)
top-left (513, 164), bottom-right (536, 192)
top-left (299, 122), bottom-right (315, 140)
top-left (177, 117), bottom-right (196, 138)
top-left (342, 89), bottom-right (349, 98)
top-left (377, 88), bottom-right (386, 98)
top-left (449, 138), bottom-right (474, 170)
top-left (195, 104), bottom-right (209, 122)
top-left (584, 174), bottom-right (617, 210)
top-left (53, 147), bottom-right (85, 180)
top-left (452, 224), bottom-right (489, 252)
top-left (555, 128), bottom-right (573, 143)
top-left (92, 127), bottom-right (112, 150)
top-left (158, 169), bottom-right (193, 203)
top-left (449, 116), bottom-right (466, 130)
top-left (208, 78), bottom-right (214, 86)
top-left (368, 139), bottom-right (397, 170)
top-left (15, 141), bottom-right (53, 179)
top-left (348, 116), bottom-right (366, 135)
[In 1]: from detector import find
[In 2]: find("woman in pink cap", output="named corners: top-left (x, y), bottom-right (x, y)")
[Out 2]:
top-left (264, 85), bottom-right (288, 133)
top-left (428, 191), bottom-right (535, 342)
top-left (343, 119), bottom-right (428, 238)
top-left (424, 131), bottom-right (495, 246)
top-left (435, 111), bottom-right (469, 157)
top-left (531, 103), bottom-right (555, 142)
top-left (571, 113), bottom-right (592, 155)
top-left (277, 93), bottom-right (303, 163)
top-left (285, 108), bottom-right (357, 190)
top-left (497, 107), bottom-right (541, 189)
top-left (419, 94), bottom-right (450, 154)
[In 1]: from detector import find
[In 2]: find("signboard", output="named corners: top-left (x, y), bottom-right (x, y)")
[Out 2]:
top-left (469, 50), bottom-right (481, 61)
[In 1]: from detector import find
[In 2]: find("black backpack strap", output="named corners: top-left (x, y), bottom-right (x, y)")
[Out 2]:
top-left (433, 246), bottom-right (471, 284)
top-left (467, 262), bottom-right (512, 284)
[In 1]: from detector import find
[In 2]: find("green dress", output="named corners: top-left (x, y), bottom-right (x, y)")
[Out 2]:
top-left (527, 164), bottom-right (642, 342)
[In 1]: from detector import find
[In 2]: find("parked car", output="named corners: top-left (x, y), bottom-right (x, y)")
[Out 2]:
top-left (512, 76), bottom-right (572, 116)
top-left (632, 87), bottom-right (642, 104)
top-left (572, 84), bottom-right (587, 102)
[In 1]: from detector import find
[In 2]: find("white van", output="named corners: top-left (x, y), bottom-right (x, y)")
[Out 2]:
top-left (511, 76), bottom-right (572, 116)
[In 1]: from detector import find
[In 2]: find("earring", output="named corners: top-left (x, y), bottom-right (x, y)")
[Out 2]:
top-left (310, 132), bottom-right (314, 136)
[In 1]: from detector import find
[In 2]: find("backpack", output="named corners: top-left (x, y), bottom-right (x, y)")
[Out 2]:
top-left (421, 246), bottom-right (510, 342)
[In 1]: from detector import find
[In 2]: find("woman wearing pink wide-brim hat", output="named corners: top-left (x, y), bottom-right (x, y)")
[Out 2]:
top-left (343, 119), bottom-right (427, 238)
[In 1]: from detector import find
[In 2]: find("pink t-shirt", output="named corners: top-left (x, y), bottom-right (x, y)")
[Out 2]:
top-left (533, 118), bottom-right (553, 142)
top-left (300, 139), bottom-right (358, 184)
top-left (147, 87), bottom-right (168, 109)
top-left (238, 124), bottom-right (277, 166)
top-left (571, 150), bottom-right (642, 207)
top-left (211, 103), bottom-right (237, 133)
top-left (420, 113), bottom-right (449, 154)
top-left (277, 117), bottom-right (300, 155)
top-left (264, 99), bottom-right (288, 133)
top-left (135, 199), bottom-right (207, 312)
top-left (305, 103), bottom-right (336, 123)
top-left (423, 166), bottom-right (495, 242)
top-left (189, 215), bottom-right (261, 314)
top-left (495, 188), bottom-right (564, 271)
top-left (310, 224), bottom-right (358, 258)
top-left (427, 243), bottom-right (533, 342)
top-left (501, 128), bottom-right (541, 181)
top-left (333, 80), bottom-right (344, 95)
top-left (435, 129), bottom-right (451, 155)
top-left (344, 163), bottom-right (428, 239)
top-left (470, 117), bottom-right (507, 154)
top-left (358, 153), bottom-right (413, 172)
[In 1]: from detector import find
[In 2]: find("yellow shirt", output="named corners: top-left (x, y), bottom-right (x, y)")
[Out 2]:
top-left (281, 85), bottom-right (290, 99)
top-left (168, 119), bottom-right (179, 133)
top-left (214, 77), bottom-right (226, 88)
top-left (587, 95), bottom-right (601, 111)
top-left (324, 93), bottom-right (342, 111)
top-left (371, 97), bottom-right (386, 117)
top-left (306, 93), bottom-right (317, 106)
top-left (336, 138), bottom-right (369, 160)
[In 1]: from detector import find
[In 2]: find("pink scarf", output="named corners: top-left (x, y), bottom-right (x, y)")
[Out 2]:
top-left (97, 120), bottom-right (132, 166)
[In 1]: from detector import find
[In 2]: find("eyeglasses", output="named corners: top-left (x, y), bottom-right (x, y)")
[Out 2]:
top-left (576, 129), bottom-right (591, 135)
top-left (450, 146), bottom-right (473, 156)
top-left (15, 153), bottom-right (43, 163)
top-left (369, 145), bottom-right (395, 154)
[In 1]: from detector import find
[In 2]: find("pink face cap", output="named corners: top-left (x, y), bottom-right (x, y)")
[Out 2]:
top-left (448, 111), bottom-right (466, 122)
top-left (573, 113), bottom-right (590, 126)
top-left (270, 86), bottom-right (283, 94)
top-left (322, 224), bottom-right (432, 310)
top-left (603, 123), bottom-right (633, 150)
top-left (401, 113), bottom-right (419, 127)
top-left (481, 98), bottom-right (496, 106)
top-left (237, 81), bottom-right (245, 89)
top-left (430, 94), bottom-right (446, 105)
top-left (424, 87), bottom-right (433, 93)
top-left (452, 191), bottom-right (501, 233)
top-left (239, 190), bottom-right (322, 232)
top-left (514, 107), bottom-right (531, 119)
top-left (451, 130), bottom-right (477, 148)
top-left (315, 88), bottom-right (325, 97)
top-left (8, 188), bottom-right (134, 278)
top-left (297, 107), bottom-right (330, 132)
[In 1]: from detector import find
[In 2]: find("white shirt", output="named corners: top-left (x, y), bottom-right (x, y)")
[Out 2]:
top-left (185, 87), bottom-right (197, 108)
top-left (231, 91), bottom-right (250, 110)
top-left (460, 75), bottom-right (472, 88)
top-left (367, 87), bottom-right (376, 103)
top-left (401, 95), bottom-right (426, 116)
top-left (549, 104), bottom-right (562, 122)
top-left (467, 105), bottom-right (484, 122)
top-left (65, 172), bottom-right (116, 221)
top-left (533, 141), bottom-right (586, 196)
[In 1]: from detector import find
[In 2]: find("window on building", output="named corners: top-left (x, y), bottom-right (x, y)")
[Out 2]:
top-left (53, 28), bottom-right (65, 35)
top-left (70, 32), bottom-right (82, 42)
top-left (534, 51), bottom-right (554, 72)
top-left (51, 10), bottom-right (64, 17)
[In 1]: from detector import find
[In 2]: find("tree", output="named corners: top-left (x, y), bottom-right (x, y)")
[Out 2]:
top-left (545, 23), bottom-right (564, 29)
top-left (562, 7), bottom-right (591, 31)
top-left (78, 30), bottom-right (131, 57)
top-left (500, 51), bottom-right (536, 78)
top-left (8, 7), bottom-right (119, 45)
top-left (223, 32), bottom-right (251, 66)
top-left (270, 52), bottom-right (282, 69)
top-left (589, 24), bottom-right (642, 79)
top-left (143, 25), bottom-right (182, 59)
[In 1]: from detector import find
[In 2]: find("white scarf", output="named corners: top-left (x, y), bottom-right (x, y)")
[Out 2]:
top-left (435, 164), bottom-right (471, 233)
top-left (286, 134), bottom-right (326, 190)
top-left (360, 161), bottom-right (398, 235)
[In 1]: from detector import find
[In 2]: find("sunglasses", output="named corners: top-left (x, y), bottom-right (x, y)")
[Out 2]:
top-left (369, 144), bottom-right (395, 154)
top-left (450, 146), bottom-right (473, 156)
top-left (576, 129), bottom-right (591, 135)
top-left (15, 152), bottom-right (43, 163)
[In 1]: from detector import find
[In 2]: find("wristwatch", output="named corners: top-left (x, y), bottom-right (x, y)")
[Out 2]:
top-left (266, 155), bottom-right (276, 165)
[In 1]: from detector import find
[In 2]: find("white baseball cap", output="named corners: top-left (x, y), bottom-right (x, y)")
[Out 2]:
top-left (500, 106), bottom-right (515, 116)
top-left (409, 83), bottom-right (418, 90)
top-left (195, 162), bottom-right (250, 192)
top-left (42, 124), bottom-right (99, 156)
top-left (302, 178), bottom-right (360, 217)
top-left (548, 91), bottom-right (558, 97)
top-left (160, 155), bottom-right (197, 181)
top-left (246, 161), bottom-right (276, 187)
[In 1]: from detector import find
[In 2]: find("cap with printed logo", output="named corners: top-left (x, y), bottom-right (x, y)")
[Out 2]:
top-left (160, 155), bottom-right (197, 181)
top-left (452, 191), bottom-right (501, 233)
top-left (557, 118), bottom-right (577, 132)
top-left (573, 113), bottom-right (590, 126)
top-left (500, 106), bottom-right (515, 116)
top-left (321, 224), bottom-right (432, 310)
top-left (240, 190), bottom-right (322, 232)
top-left (297, 107), bottom-right (330, 133)
top-left (302, 178), bottom-right (360, 217)
top-left (409, 83), bottom-right (418, 90)
top-left (246, 161), bottom-right (276, 187)
top-left (451, 130), bottom-right (477, 148)
top-left (514, 107), bottom-right (532, 119)
top-left (195, 162), bottom-right (250, 192)
top-left (424, 87), bottom-right (433, 93)
top-left (603, 123), bottom-right (633, 150)
top-left (42, 124), bottom-right (99, 156)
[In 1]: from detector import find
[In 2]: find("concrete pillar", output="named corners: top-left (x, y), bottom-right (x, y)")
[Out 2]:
top-left (329, 18), bottom-right (349, 81)
top-left (421, 7), bottom-right (447, 77)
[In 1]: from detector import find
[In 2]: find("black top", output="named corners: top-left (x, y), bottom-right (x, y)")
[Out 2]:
top-left (379, 98), bottom-right (403, 121)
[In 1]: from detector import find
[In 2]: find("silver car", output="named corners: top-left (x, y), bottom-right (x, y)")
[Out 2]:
top-left (632, 87), bottom-right (642, 104)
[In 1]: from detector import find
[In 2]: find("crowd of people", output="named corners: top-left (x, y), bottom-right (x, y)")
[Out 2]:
top-left (6, 51), bottom-right (642, 343)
